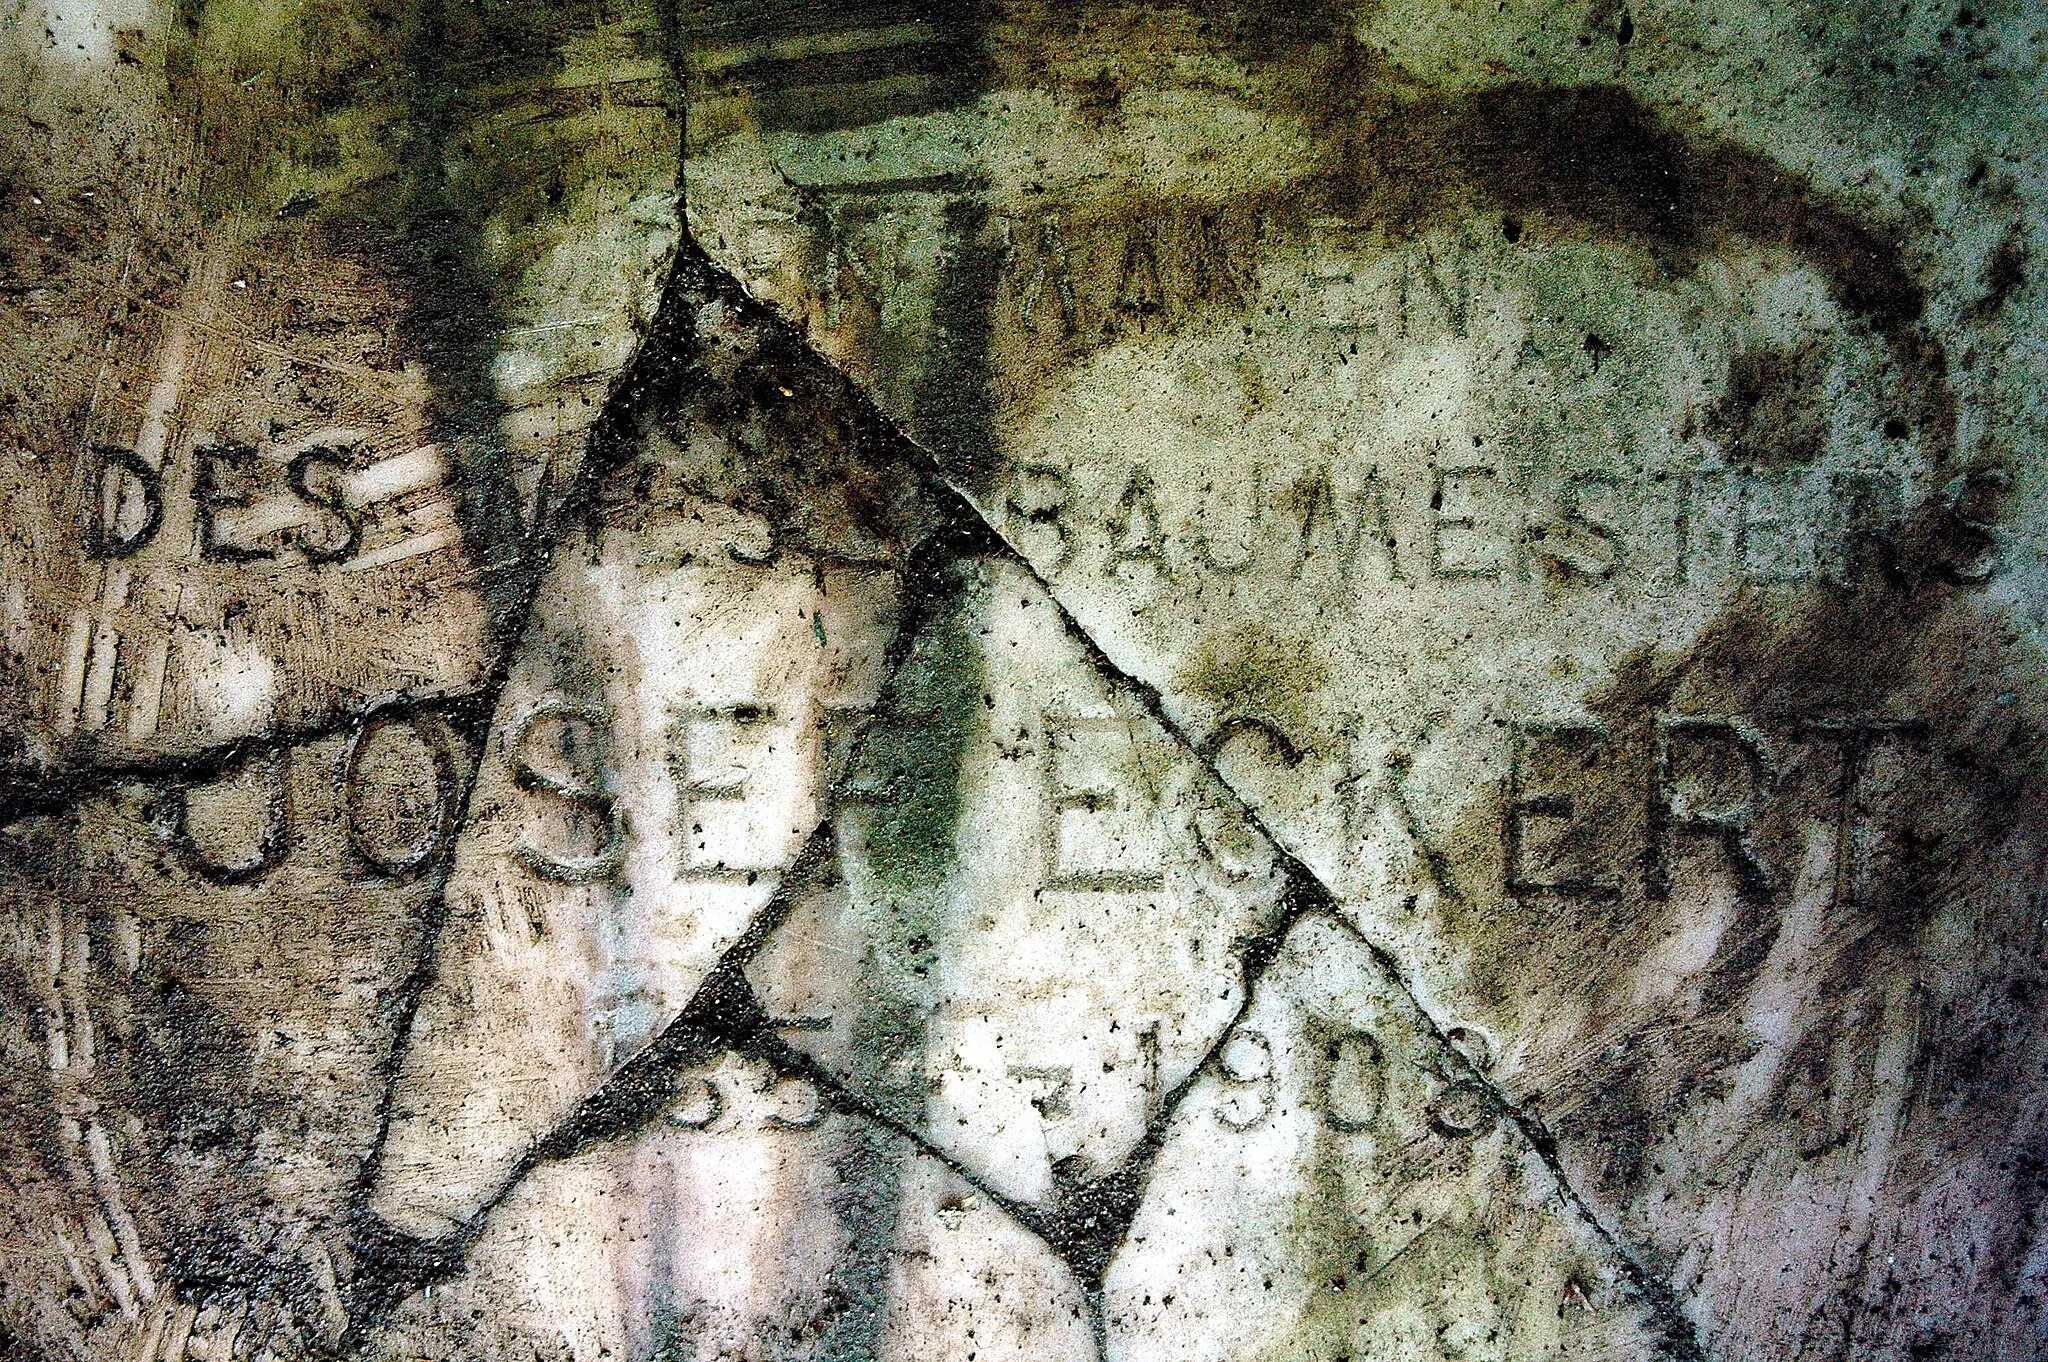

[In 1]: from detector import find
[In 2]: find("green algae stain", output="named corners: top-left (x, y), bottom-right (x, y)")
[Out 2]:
top-left (1247, 1132), bottom-right (1374, 1362)
top-left (830, 557), bottom-right (987, 1115)
top-left (1180, 622), bottom-right (1330, 751)
top-left (815, 1118), bottom-right (906, 1362)
top-left (852, 561), bottom-right (986, 900)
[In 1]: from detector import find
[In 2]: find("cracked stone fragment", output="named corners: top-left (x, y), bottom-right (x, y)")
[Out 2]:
top-left (367, 1063), bottom-right (1093, 1362)
top-left (749, 553), bottom-right (1289, 1223)
top-left (1105, 915), bottom-right (1673, 1362)
top-left (680, 2), bottom-right (2048, 1353)
top-left (6, 2), bottom-right (2044, 1359)
top-left (0, 0), bottom-right (679, 781)
top-left (0, 706), bottom-right (473, 1360)
top-left (368, 477), bottom-right (900, 1240)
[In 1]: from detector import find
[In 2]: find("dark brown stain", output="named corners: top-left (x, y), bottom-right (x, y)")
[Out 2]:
top-left (925, 66), bottom-right (1964, 491)
top-left (1707, 343), bottom-right (1837, 468)
top-left (1437, 476), bottom-right (2047, 1359)
top-left (1336, 80), bottom-right (1956, 467)
top-left (593, 244), bottom-right (951, 565)
top-left (1969, 224), bottom-right (2029, 323)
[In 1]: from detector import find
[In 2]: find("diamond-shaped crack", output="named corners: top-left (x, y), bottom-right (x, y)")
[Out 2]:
top-left (359, 249), bottom-right (946, 1246)
top-left (354, 246), bottom-right (1702, 1362)
top-left (671, 8), bottom-right (2048, 1357)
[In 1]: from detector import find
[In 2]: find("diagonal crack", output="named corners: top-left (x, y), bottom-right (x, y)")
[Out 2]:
top-left (0, 690), bottom-right (499, 827)
top-left (338, 225), bottom-right (1709, 1361)
top-left (931, 501), bottom-right (1711, 1358)
top-left (1316, 911), bottom-right (1707, 1360)
top-left (677, 237), bottom-right (1712, 1362)
top-left (340, 240), bottom-right (714, 1340)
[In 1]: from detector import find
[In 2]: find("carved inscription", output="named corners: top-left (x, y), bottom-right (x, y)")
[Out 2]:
top-left (1004, 459), bottom-right (1999, 594)
top-left (160, 710), bottom-right (465, 886)
top-left (508, 699), bottom-right (628, 885)
top-left (1505, 714), bottom-right (1926, 908)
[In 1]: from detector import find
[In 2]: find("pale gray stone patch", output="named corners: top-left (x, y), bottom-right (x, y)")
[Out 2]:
top-left (370, 493), bottom-right (899, 1240)
top-left (1105, 914), bottom-right (1671, 1362)
top-left (368, 1094), bottom-right (1094, 1362)
top-left (872, 1153), bottom-right (1097, 1361)
top-left (749, 553), bottom-right (1289, 1215)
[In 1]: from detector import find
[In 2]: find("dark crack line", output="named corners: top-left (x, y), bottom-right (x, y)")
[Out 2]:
top-left (1319, 909), bottom-right (1705, 1360)
top-left (366, 403), bottom-right (1306, 1351)
top-left (946, 449), bottom-right (1709, 1362)
top-left (686, 240), bottom-right (1711, 1362)
top-left (339, 235), bottom-right (709, 1346)
top-left (0, 689), bottom-right (499, 826)
top-left (377, 483), bottom-right (1109, 1343)
top-left (399, 827), bottom-right (1106, 1359)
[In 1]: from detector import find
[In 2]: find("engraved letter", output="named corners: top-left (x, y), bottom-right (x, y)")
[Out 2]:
top-left (342, 707), bottom-right (461, 880)
top-left (1647, 717), bottom-right (1773, 901)
top-left (1321, 1030), bottom-right (1385, 1132)
top-left (193, 443), bottom-right (275, 562)
top-left (1004, 463), bottom-right (1076, 576)
top-left (1429, 464), bottom-right (1506, 579)
top-left (1215, 1030), bottom-right (1275, 1130)
top-left (84, 446), bottom-right (162, 559)
top-left (285, 447), bottom-right (364, 565)
top-left (668, 703), bottom-right (782, 881)
top-left (1344, 467), bottom-right (1405, 582)
top-left (166, 748), bottom-right (291, 886)
top-left (1107, 467), bottom-right (1172, 582)
top-left (1798, 718), bottom-right (1923, 912)
top-left (1505, 723), bottom-right (1619, 899)
top-left (1826, 469), bottom-right (1904, 582)
top-left (1044, 714), bottom-right (1166, 892)
top-left (509, 698), bottom-right (626, 884)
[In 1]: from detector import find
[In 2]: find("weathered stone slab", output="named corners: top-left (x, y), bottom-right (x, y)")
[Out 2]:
top-left (3, 2), bottom-right (2044, 1359)
top-left (678, 3), bottom-right (2048, 1355)
top-left (0, 0), bottom-right (679, 782)
top-left (0, 706), bottom-right (473, 1360)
